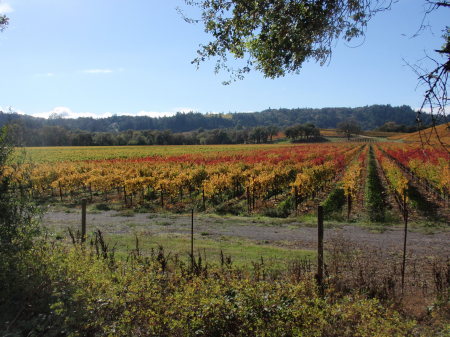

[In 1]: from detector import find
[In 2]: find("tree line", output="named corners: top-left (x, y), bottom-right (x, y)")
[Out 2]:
top-left (5, 123), bottom-right (321, 147)
top-left (0, 105), bottom-right (433, 134)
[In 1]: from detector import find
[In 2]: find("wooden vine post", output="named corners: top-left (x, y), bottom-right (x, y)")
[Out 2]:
top-left (246, 186), bottom-right (251, 212)
top-left (252, 186), bottom-right (256, 210)
top-left (401, 190), bottom-right (408, 294)
top-left (294, 186), bottom-right (298, 215)
top-left (202, 188), bottom-right (206, 210)
top-left (81, 198), bottom-right (87, 243)
top-left (58, 181), bottom-right (63, 202)
top-left (89, 184), bottom-right (93, 202)
top-left (191, 208), bottom-right (194, 272)
top-left (347, 193), bottom-right (352, 220)
top-left (317, 205), bottom-right (324, 296)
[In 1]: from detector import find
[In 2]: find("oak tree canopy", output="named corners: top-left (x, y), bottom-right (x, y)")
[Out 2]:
top-left (0, 15), bottom-right (8, 31)
top-left (184, 0), bottom-right (394, 82)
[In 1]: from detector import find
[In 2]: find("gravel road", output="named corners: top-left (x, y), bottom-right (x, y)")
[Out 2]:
top-left (43, 210), bottom-right (450, 256)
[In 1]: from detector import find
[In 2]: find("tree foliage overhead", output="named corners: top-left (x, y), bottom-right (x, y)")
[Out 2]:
top-left (186, 0), bottom-right (449, 149)
top-left (0, 15), bottom-right (8, 32)
top-left (185, 0), bottom-right (392, 82)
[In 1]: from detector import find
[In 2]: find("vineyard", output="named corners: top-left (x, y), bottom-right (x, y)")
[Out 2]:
top-left (8, 142), bottom-right (450, 223)
top-left (3, 141), bottom-right (450, 337)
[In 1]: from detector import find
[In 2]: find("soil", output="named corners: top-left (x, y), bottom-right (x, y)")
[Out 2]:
top-left (43, 209), bottom-right (450, 256)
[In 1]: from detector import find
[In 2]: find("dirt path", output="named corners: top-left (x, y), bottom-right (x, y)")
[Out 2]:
top-left (43, 210), bottom-right (450, 256)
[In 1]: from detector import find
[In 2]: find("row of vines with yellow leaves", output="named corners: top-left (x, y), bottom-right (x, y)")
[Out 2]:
top-left (377, 143), bottom-right (449, 197)
top-left (375, 146), bottom-right (409, 204)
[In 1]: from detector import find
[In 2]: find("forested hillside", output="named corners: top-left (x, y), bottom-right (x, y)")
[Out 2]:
top-left (0, 105), bottom-right (426, 133)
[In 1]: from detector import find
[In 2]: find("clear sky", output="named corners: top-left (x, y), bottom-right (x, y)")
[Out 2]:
top-left (0, 0), bottom-right (448, 118)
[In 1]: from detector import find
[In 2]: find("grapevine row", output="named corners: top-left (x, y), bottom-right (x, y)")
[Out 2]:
top-left (378, 143), bottom-right (449, 198)
top-left (374, 146), bottom-right (409, 211)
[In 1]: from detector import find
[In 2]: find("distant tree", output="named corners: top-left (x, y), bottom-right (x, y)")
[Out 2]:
top-left (337, 120), bottom-right (361, 140)
top-left (41, 126), bottom-right (70, 146)
top-left (71, 132), bottom-right (94, 146)
top-left (304, 123), bottom-right (320, 139)
top-left (285, 123), bottom-right (319, 142)
top-left (285, 125), bottom-right (299, 141)
top-left (250, 127), bottom-right (269, 144)
top-left (267, 125), bottom-right (279, 142)
top-left (93, 132), bottom-right (114, 146)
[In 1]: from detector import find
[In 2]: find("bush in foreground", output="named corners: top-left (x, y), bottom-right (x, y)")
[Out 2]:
top-left (1, 241), bottom-right (418, 337)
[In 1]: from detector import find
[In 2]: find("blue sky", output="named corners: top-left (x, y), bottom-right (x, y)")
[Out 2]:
top-left (0, 0), bottom-right (448, 118)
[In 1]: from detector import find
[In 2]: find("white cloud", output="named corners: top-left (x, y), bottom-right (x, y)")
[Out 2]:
top-left (0, 2), bottom-right (13, 14)
top-left (35, 72), bottom-right (55, 77)
top-left (21, 107), bottom-right (201, 120)
top-left (32, 107), bottom-right (113, 119)
top-left (83, 69), bottom-right (113, 74)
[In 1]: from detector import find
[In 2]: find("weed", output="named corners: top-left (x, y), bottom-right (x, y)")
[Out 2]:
top-left (321, 186), bottom-right (345, 219)
top-left (113, 209), bottom-right (135, 217)
top-left (94, 203), bottom-right (111, 211)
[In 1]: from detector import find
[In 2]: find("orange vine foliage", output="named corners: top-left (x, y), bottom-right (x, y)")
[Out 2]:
top-left (375, 147), bottom-right (408, 201)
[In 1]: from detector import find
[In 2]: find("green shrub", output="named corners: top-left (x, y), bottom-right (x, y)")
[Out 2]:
top-left (2, 243), bottom-right (417, 337)
top-left (264, 197), bottom-right (294, 218)
top-left (366, 147), bottom-right (386, 222)
top-left (0, 127), bottom-right (42, 332)
top-left (321, 186), bottom-right (346, 219)
top-left (94, 203), bottom-right (111, 211)
top-left (215, 199), bottom-right (246, 215)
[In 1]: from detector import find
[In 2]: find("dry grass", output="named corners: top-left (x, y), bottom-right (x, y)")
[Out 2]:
top-left (389, 123), bottom-right (450, 146)
top-left (324, 235), bottom-right (449, 322)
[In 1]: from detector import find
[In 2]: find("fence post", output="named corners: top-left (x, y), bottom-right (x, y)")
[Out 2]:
top-left (401, 191), bottom-right (408, 295)
top-left (246, 187), bottom-right (251, 212)
top-left (81, 198), bottom-right (87, 243)
top-left (347, 194), bottom-right (352, 220)
top-left (202, 188), bottom-right (206, 210)
top-left (294, 186), bottom-right (298, 215)
top-left (58, 182), bottom-right (63, 202)
top-left (191, 209), bottom-right (194, 272)
top-left (317, 205), bottom-right (324, 295)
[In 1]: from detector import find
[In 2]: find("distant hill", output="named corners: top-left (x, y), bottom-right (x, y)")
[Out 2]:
top-left (389, 123), bottom-right (450, 145)
top-left (0, 105), bottom-right (432, 133)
